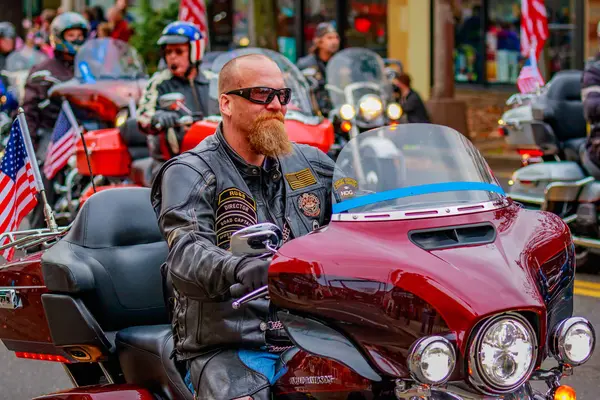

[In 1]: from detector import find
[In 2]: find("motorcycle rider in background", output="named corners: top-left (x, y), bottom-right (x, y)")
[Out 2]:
top-left (23, 12), bottom-right (89, 155)
top-left (297, 22), bottom-right (340, 117)
top-left (136, 21), bottom-right (210, 181)
top-left (23, 12), bottom-right (89, 229)
top-left (581, 21), bottom-right (600, 180)
top-left (0, 22), bottom-right (16, 71)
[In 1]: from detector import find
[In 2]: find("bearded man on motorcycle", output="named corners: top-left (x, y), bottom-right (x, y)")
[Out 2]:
top-left (151, 53), bottom-right (335, 400)
top-left (23, 12), bottom-right (89, 152)
top-left (297, 22), bottom-right (340, 117)
top-left (137, 21), bottom-right (210, 179)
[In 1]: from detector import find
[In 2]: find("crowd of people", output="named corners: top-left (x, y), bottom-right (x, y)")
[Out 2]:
top-left (0, 0), bottom-right (133, 67)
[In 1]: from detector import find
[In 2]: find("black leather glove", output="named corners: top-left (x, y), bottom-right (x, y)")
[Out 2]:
top-left (152, 110), bottom-right (179, 130)
top-left (234, 257), bottom-right (270, 292)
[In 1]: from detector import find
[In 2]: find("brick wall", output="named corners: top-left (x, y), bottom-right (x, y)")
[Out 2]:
top-left (455, 88), bottom-right (512, 141)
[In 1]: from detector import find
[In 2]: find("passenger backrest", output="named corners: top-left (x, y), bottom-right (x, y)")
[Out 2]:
top-left (41, 187), bottom-right (169, 332)
top-left (545, 70), bottom-right (586, 142)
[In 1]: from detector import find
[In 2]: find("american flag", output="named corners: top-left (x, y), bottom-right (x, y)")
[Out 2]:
top-left (43, 109), bottom-right (77, 180)
top-left (517, 49), bottom-right (545, 94)
top-left (521, 0), bottom-right (549, 59)
top-left (0, 118), bottom-right (38, 261)
top-left (179, 0), bottom-right (209, 49)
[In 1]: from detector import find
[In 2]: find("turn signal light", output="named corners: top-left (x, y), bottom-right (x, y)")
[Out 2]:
top-left (15, 352), bottom-right (71, 363)
top-left (341, 121), bottom-right (352, 133)
top-left (553, 385), bottom-right (576, 400)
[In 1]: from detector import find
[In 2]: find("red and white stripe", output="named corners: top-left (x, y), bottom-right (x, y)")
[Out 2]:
top-left (521, 0), bottom-right (549, 58)
top-left (0, 162), bottom-right (37, 261)
top-left (42, 125), bottom-right (76, 180)
top-left (179, 0), bottom-right (209, 48)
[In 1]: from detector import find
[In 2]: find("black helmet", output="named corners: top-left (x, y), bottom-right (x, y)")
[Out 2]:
top-left (0, 22), bottom-right (16, 39)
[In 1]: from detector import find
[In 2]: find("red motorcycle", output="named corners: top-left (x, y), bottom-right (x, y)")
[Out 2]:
top-left (0, 124), bottom-right (593, 399)
top-left (75, 47), bottom-right (334, 199)
top-left (26, 38), bottom-right (148, 224)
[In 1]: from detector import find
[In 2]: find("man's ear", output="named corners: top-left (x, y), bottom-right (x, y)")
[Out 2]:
top-left (220, 93), bottom-right (232, 117)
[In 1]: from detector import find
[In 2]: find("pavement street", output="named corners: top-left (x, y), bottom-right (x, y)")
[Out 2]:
top-left (0, 153), bottom-right (599, 399)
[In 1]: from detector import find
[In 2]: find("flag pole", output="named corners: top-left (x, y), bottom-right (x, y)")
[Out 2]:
top-left (61, 99), bottom-right (96, 193)
top-left (16, 108), bottom-right (58, 232)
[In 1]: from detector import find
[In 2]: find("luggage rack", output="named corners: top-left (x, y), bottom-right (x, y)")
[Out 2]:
top-left (0, 224), bottom-right (72, 255)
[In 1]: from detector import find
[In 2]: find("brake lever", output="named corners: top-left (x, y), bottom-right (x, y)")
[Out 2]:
top-left (232, 285), bottom-right (269, 310)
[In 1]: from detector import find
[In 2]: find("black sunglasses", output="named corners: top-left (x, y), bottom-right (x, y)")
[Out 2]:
top-left (226, 87), bottom-right (292, 105)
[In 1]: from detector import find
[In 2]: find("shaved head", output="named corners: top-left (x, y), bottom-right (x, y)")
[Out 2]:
top-left (218, 53), bottom-right (280, 94)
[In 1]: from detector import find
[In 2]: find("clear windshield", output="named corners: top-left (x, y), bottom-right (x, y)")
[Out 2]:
top-left (332, 124), bottom-right (504, 214)
top-left (74, 38), bottom-right (146, 81)
top-left (326, 48), bottom-right (391, 107)
top-left (208, 47), bottom-right (314, 115)
top-left (3, 48), bottom-right (48, 71)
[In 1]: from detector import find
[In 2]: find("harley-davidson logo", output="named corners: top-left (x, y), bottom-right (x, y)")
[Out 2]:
top-left (289, 375), bottom-right (335, 385)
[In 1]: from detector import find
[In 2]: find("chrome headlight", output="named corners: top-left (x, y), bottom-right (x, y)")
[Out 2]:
top-left (340, 104), bottom-right (356, 120)
top-left (358, 94), bottom-right (383, 121)
top-left (550, 317), bottom-right (595, 366)
top-left (115, 109), bottom-right (129, 127)
top-left (408, 336), bottom-right (456, 385)
top-left (386, 103), bottom-right (402, 120)
top-left (468, 314), bottom-right (537, 394)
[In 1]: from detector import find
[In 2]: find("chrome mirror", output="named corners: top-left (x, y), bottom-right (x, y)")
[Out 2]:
top-left (230, 223), bottom-right (283, 256)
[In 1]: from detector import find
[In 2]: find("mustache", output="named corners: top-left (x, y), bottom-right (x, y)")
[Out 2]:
top-left (256, 111), bottom-right (285, 123)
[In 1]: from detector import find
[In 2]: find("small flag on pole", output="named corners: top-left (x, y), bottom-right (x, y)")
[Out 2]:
top-left (517, 48), bottom-right (545, 94)
top-left (0, 117), bottom-right (39, 261)
top-left (43, 104), bottom-right (77, 180)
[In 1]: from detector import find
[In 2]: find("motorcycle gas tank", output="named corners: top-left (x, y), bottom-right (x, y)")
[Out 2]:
top-left (269, 203), bottom-right (572, 377)
top-left (273, 350), bottom-right (373, 399)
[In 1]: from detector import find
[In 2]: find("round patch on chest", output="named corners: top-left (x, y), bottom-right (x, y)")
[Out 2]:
top-left (297, 192), bottom-right (321, 217)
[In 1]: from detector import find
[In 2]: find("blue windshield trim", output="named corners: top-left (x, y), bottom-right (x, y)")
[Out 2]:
top-left (332, 182), bottom-right (505, 213)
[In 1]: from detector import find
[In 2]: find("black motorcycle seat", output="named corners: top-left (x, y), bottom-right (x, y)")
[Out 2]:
top-left (116, 324), bottom-right (193, 400)
top-left (120, 117), bottom-right (150, 161)
top-left (41, 187), bottom-right (169, 332)
top-left (131, 157), bottom-right (154, 187)
top-left (562, 137), bottom-right (587, 162)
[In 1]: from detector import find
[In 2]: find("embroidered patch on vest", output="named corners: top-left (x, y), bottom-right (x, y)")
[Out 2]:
top-left (297, 193), bottom-right (320, 217)
top-left (215, 188), bottom-right (257, 249)
top-left (285, 168), bottom-right (317, 190)
top-left (333, 177), bottom-right (358, 201)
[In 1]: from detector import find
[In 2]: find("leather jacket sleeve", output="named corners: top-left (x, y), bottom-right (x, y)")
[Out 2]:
top-left (153, 161), bottom-right (246, 300)
top-left (582, 57), bottom-right (600, 123)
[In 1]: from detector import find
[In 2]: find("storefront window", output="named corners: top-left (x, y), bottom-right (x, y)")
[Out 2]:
top-left (232, 0), bottom-right (250, 48)
top-left (486, 0), bottom-right (520, 83)
top-left (545, 0), bottom-right (576, 76)
top-left (208, 0), bottom-right (234, 51)
top-left (345, 0), bottom-right (387, 57)
top-left (304, 0), bottom-right (336, 54)
top-left (275, 0), bottom-right (297, 62)
top-left (454, 0), bottom-right (483, 83)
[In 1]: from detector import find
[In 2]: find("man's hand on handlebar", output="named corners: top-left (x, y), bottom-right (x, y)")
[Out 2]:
top-left (234, 257), bottom-right (270, 293)
top-left (152, 110), bottom-right (179, 130)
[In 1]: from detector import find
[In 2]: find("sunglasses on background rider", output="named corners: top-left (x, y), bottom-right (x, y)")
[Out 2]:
top-left (226, 87), bottom-right (292, 105)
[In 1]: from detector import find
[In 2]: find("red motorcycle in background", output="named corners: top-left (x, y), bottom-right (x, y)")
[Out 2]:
top-left (74, 47), bottom-right (334, 200)
top-left (0, 124), bottom-right (593, 400)
top-left (25, 37), bottom-right (148, 224)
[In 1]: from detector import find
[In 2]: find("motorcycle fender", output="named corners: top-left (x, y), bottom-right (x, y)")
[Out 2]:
top-left (277, 311), bottom-right (382, 382)
top-left (578, 181), bottom-right (600, 203)
top-left (509, 162), bottom-right (585, 203)
top-left (33, 384), bottom-right (156, 400)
